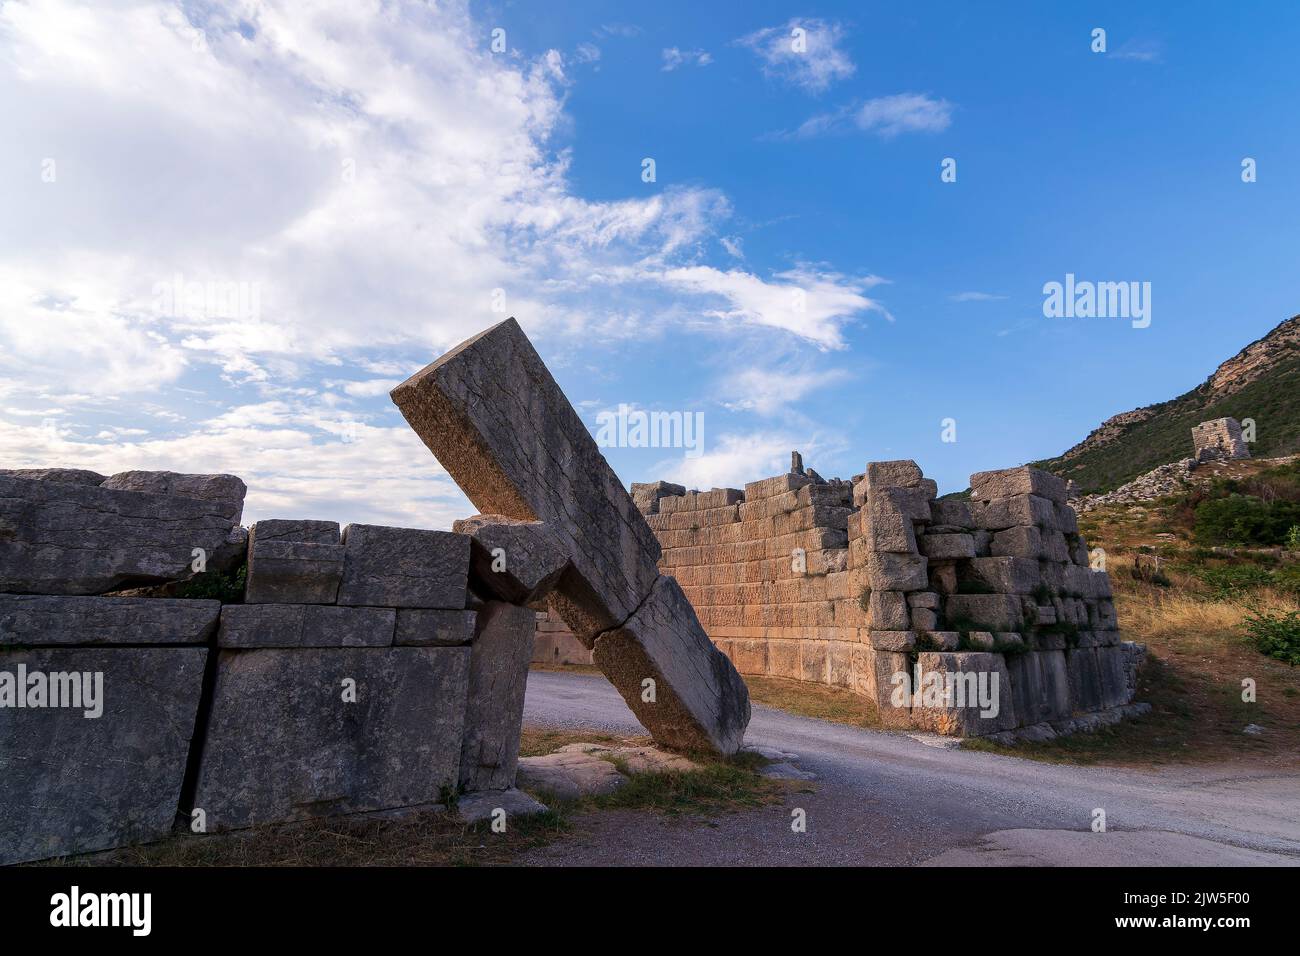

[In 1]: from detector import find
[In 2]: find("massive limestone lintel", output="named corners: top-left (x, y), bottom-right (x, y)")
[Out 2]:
top-left (391, 317), bottom-right (751, 755)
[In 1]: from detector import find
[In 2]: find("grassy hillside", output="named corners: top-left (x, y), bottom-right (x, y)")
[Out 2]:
top-left (1036, 316), bottom-right (1300, 493)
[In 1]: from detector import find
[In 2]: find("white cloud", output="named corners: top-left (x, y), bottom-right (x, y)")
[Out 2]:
top-left (661, 47), bottom-right (712, 71)
top-left (719, 366), bottom-right (850, 416)
top-left (950, 291), bottom-right (1007, 302)
top-left (779, 93), bottom-right (953, 140)
top-left (720, 235), bottom-right (744, 259)
top-left (735, 19), bottom-right (854, 93)
top-left (652, 430), bottom-right (845, 490)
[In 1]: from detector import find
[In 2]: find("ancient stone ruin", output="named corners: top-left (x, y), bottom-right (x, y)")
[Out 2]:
top-left (1191, 416), bottom-right (1250, 462)
top-left (0, 317), bottom-right (750, 865)
top-left (584, 457), bottom-right (1146, 741)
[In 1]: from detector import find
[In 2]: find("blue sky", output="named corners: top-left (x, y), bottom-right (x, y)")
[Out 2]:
top-left (1, 1), bottom-right (1297, 527)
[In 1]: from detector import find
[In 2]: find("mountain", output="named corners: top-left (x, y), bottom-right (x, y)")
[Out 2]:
top-left (1037, 314), bottom-right (1300, 492)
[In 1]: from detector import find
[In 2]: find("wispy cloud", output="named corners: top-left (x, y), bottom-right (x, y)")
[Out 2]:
top-left (771, 93), bottom-right (953, 140)
top-left (661, 47), bottom-right (712, 71)
top-left (950, 291), bottom-right (1007, 302)
top-left (735, 18), bottom-right (854, 93)
top-left (1110, 39), bottom-right (1163, 63)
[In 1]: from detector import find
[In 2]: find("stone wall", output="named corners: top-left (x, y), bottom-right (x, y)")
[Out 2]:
top-left (1191, 417), bottom-right (1250, 462)
top-left (0, 471), bottom-right (538, 865)
top-left (625, 459), bottom-right (1148, 741)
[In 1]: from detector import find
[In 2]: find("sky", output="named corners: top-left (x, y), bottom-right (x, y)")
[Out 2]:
top-left (2, 0), bottom-right (1298, 528)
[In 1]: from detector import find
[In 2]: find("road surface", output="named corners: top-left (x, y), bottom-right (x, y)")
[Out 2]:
top-left (519, 669), bottom-right (1300, 866)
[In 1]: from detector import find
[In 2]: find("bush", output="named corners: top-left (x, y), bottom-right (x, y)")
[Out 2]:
top-left (1289, 525), bottom-right (1300, 551)
top-left (174, 565), bottom-right (247, 603)
top-left (1242, 609), bottom-right (1300, 666)
top-left (1196, 565), bottom-right (1276, 598)
top-left (1194, 494), bottom-right (1300, 546)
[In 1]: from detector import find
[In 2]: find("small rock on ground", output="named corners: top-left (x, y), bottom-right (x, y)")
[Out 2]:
top-left (457, 788), bottom-right (548, 824)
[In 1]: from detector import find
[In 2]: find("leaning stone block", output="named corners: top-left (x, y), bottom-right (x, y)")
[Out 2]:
top-left (0, 474), bottom-right (244, 595)
top-left (592, 574), bottom-right (750, 754)
top-left (0, 647), bottom-right (208, 864)
top-left (338, 524), bottom-right (469, 609)
top-left (391, 319), bottom-right (749, 755)
top-left (460, 602), bottom-right (535, 792)
top-left (0, 595), bottom-right (219, 645)
top-left (391, 318), bottom-right (662, 640)
top-left (246, 520), bottom-right (343, 605)
top-left (217, 604), bottom-right (395, 648)
top-left (910, 651), bottom-right (1018, 736)
top-left (192, 646), bottom-right (469, 830)
top-left (451, 514), bottom-right (569, 605)
top-left (969, 466), bottom-right (1067, 504)
top-left (394, 608), bottom-right (476, 646)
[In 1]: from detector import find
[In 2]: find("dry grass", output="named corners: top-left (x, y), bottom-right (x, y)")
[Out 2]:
top-left (744, 675), bottom-right (885, 729)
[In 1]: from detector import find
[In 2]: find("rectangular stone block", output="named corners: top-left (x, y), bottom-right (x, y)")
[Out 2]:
top-left (943, 593), bottom-right (1027, 632)
top-left (918, 533), bottom-right (976, 560)
top-left (969, 494), bottom-right (1058, 531)
top-left (460, 602), bottom-right (534, 791)
top-left (964, 556), bottom-right (1042, 594)
top-left (338, 524), bottom-right (469, 609)
top-left (970, 466), bottom-right (1068, 504)
top-left (859, 508), bottom-right (917, 553)
top-left (865, 552), bottom-right (929, 591)
top-left (592, 574), bottom-right (750, 753)
top-left (193, 646), bottom-right (469, 829)
top-left (911, 651), bottom-right (1018, 735)
top-left (930, 498), bottom-right (972, 527)
top-left (0, 647), bottom-right (208, 864)
top-left (745, 473), bottom-right (811, 500)
top-left (217, 604), bottom-right (396, 648)
top-left (869, 630), bottom-right (915, 651)
top-left (0, 595), bottom-right (219, 645)
top-left (0, 474), bottom-right (244, 596)
top-left (246, 520), bottom-right (343, 605)
top-left (867, 591), bottom-right (910, 630)
top-left (1006, 649), bottom-right (1071, 726)
top-left (395, 608), bottom-right (477, 646)
top-left (872, 650), bottom-right (912, 726)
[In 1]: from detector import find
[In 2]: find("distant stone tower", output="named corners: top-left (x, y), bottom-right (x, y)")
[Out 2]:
top-left (1191, 417), bottom-right (1250, 462)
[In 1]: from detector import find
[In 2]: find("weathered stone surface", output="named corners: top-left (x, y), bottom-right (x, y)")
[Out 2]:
top-left (969, 466), bottom-right (1068, 504)
top-left (1006, 649), bottom-right (1071, 726)
top-left (871, 485), bottom-right (934, 523)
top-left (456, 787), bottom-right (547, 823)
top-left (516, 748), bottom-right (626, 799)
top-left (912, 607), bottom-right (939, 631)
top-left (911, 651), bottom-right (1017, 736)
top-left (0, 468), bottom-right (105, 486)
top-left (592, 574), bottom-right (750, 754)
top-left (394, 608), bottom-right (476, 646)
top-left (930, 498), bottom-right (972, 526)
top-left (193, 646), bottom-right (469, 830)
top-left (337, 524), bottom-right (469, 609)
top-left (0, 647), bottom-right (208, 864)
top-left (926, 631), bottom-right (961, 651)
top-left (943, 594), bottom-right (1027, 632)
top-left (963, 556), bottom-right (1041, 594)
top-left (390, 318), bottom-right (662, 640)
top-left (866, 591), bottom-right (909, 630)
top-left (869, 630), bottom-right (916, 651)
top-left (1066, 646), bottom-right (1133, 713)
top-left (0, 594), bottom-right (220, 645)
top-left (391, 319), bottom-right (749, 754)
top-left (865, 551), bottom-right (929, 591)
top-left (969, 494), bottom-right (1058, 531)
top-left (246, 520), bottom-right (343, 605)
top-left (101, 470), bottom-right (247, 521)
top-left (460, 602), bottom-right (534, 791)
top-left (872, 650), bottom-right (913, 727)
top-left (217, 604), bottom-right (395, 648)
top-left (908, 591), bottom-right (940, 609)
top-left (451, 514), bottom-right (569, 605)
top-left (630, 481), bottom-right (686, 515)
top-left (918, 533), bottom-right (976, 560)
top-left (854, 459), bottom-right (924, 505)
top-left (859, 508), bottom-right (917, 553)
top-left (0, 474), bottom-right (245, 595)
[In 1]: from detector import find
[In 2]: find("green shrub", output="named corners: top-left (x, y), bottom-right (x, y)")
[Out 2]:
top-left (1194, 494), bottom-right (1300, 546)
top-left (1289, 525), bottom-right (1300, 551)
top-left (1196, 565), bottom-right (1275, 598)
top-left (1242, 609), bottom-right (1300, 666)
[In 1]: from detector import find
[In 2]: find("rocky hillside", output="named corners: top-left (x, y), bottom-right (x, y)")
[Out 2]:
top-left (1038, 314), bottom-right (1300, 492)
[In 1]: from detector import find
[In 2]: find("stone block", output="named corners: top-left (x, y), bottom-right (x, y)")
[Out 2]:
top-left (592, 574), bottom-right (750, 754)
top-left (0, 647), bottom-right (208, 864)
top-left (859, 508), bottom-right (917, 553)
top-left (942, 593), bottom-right (1027, 632)
top-left (867, 590), bottom-right (910, 630)
top-left (193, 646), bottom-right (469, 830)
top-left (865, 552), bottom-right (929, 591)
top-left (0, 595), bottom-right (219, 645)
top-left (930, 498), bottom-right (972, 527)
top-left (1006, 649), bottom-right (1071, 726)
top-left (963, 556), bottom-right (1041, 594)
top-left (0, 468), bottom-right (105, 486)
top-left (926, 631), bottom-right (961, 651)
top-left (918, 533), bottom-right (976, 560)
top-left (101, 471), bottom-right (248, 519)
top-left (460, 602), bottom-right (535, 792)
top-left (0, 474), bottom-right (244, 595)
top-left (630, 481), bottom-right (686, 515)
top-left (912, 607), bottom-right (939, 631)
top-left (394, 608), bottom-right (477, 646)
top-left (969, 466), bottom-right (1067, 504)
top-left (908, 591), bottom-right (940, 609)
top-left (217, 604), bottom-right (396, 648)
top-left (338, 524), bottom-right (469, 609)
top-left (451, 514), bottom-right (569, 605)
top-left (246, 520), bottom-right (343, 605)
top-left (969, 494), bottom-right (1058, 531)
top-left (869, 630), bottom-right (916, 651)
top-left (911, 652), bottom-right (1018, 736)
